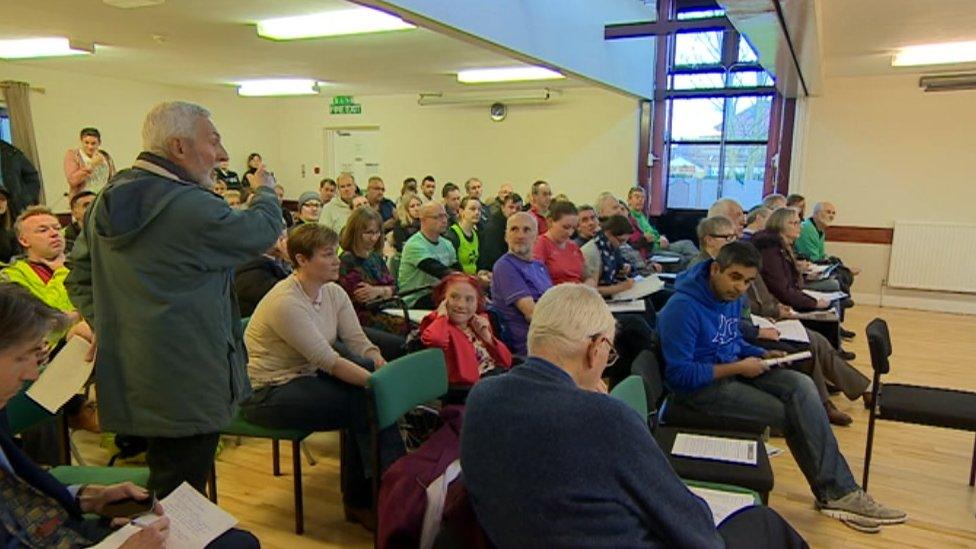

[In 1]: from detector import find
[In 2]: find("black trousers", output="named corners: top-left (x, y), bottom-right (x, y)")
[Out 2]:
top-left (145, 432), bottom-right (221, 498)
top-left (719, 506), bottom-right (808, 548)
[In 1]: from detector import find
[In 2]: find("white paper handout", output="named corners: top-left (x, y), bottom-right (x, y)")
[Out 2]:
top-left (649, 254), bottom-right (681, 264)
top-left (607, 300), bottom-right (647, 313)
top-left (608, 275), bottom-right (664, 302)
top-left (382, 308), bottom-right (432, 324)
top-left (671, 433), bottom-right (758, 465)
top-left (749, 316), bottom-right (809, 343)
top-left (26, 337), bottom-right (94, 413)
top-left (687, 486), bottom-right (756, 527)
top-left (802, 289), bottom-right (848, 302)
top-left (762, 351), bottom-right (813, 368)
top-left (94, 482), bottom-right (238, 549)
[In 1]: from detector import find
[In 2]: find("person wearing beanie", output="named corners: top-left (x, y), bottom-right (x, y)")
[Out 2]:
top-left (295, 191), bottom-right (323, 225)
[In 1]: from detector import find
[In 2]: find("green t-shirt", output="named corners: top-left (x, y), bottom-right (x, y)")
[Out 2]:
top-left (794, 218), bottom-right (826, 261)
top-left (398, 231), bottom-right (457, 306)
top-left (630, 209), bottom-right (660, 246)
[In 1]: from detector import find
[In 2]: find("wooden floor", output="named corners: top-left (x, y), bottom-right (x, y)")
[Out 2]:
top-left (74, 305), bottom-right (976, 548)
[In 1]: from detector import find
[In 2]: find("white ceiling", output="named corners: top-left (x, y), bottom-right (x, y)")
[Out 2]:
top-left (0, 0), bottom-right (591, 95)
top-left (821, 0), bottom-right (976, 77)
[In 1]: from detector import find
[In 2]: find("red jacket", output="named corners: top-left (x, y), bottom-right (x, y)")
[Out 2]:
top-left (419, 312), bottom-right (512, 385)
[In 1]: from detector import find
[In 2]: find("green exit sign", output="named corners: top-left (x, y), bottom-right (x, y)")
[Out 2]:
top-left (330, 104), bottom-right (362, 115)
top-left (331, 95), bottom-right (355, 105)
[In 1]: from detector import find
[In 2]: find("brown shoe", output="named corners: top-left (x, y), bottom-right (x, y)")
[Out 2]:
top-left (826, 401), bottom-right (853, 426)
top-left (344, 504), bottom-right (376, 532)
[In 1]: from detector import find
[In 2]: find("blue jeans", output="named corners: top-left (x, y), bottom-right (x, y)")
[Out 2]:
top-left (672, 368), bottom-right (858, 502)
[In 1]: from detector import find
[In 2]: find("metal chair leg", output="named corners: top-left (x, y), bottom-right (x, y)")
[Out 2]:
top-left (969, 433), bottom-right (976, 487)
top-left (272, 439), bottom-right (281, 476)
top-left (301, 441), bottom-right (316, 466)
top-left (292, 440), bottom-right (304, 534)
top-left (208, 464), bottom-right (218, 504)
top-left (862, 399), bottom-right (878, 491)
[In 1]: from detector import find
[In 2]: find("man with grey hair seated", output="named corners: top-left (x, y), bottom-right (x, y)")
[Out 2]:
top-left (463, 283), bottom-right (808, 548)
top-left (66, 101), bottom-right (284, 497)
top-left (761, 193), bottom-right (787, 210)
top-left (688, 215), bottom-right (738, 267)
top-left (743, 206), bottom-right (772, 240)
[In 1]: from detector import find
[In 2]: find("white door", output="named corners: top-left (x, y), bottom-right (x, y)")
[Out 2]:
top-left (324, 128), bottom-right (381, 186)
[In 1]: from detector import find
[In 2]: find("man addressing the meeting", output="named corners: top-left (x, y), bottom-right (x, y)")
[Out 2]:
top-left (67, 101), bottom-right (284, 497)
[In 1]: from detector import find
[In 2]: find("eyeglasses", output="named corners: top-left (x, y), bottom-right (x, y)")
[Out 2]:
top-left (709, 233), bottom-right (737, 242)
top-left (590, 334), bottom-right (618, 366)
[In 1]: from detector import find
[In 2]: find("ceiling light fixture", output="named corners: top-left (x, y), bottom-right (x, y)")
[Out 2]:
top-left (237, 79), bottom-right (321, 97)
top-left (918, 73), bottom-right (976, 92)
top-left (457, 67), bottom-right (565, 84)
top-left (0, 37), bottom-right (94, 59)
top-left (256, 8), bottom-right (414, 41)
top-left (893, 40), bottom-right (976, 67)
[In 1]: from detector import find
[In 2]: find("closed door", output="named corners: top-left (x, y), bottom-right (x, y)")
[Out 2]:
top-left (324, 128), bottom-right (381, 186)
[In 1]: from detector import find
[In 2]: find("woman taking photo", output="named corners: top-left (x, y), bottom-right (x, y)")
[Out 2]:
top-left (64, 127), bottom-right (116, 196)
top-left (242, 153), bottom-right (266, 189)
top-left (338, 207), bottom-right (406, 334)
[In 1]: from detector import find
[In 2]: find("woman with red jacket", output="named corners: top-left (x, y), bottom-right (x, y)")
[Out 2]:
top-left (420, 273), bottom-right (512, 387)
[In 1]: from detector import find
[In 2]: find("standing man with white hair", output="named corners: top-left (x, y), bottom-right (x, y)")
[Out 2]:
top-left (66, 101), bottom-right (284, 497)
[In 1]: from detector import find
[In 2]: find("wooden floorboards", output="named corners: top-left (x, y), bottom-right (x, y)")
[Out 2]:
top-left (73, 305), bottom-right (976, 547)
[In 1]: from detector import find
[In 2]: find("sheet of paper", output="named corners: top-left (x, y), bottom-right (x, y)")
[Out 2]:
top-left (649, 254), bottom-right (681, 264)
top-left (802, 289), bottom-right (848, 302)
top-left (657, 272), bottom-right (677, 281)
top-left (26, 337), bottom-right (94, 413)
top-left (762, 350), bottom-right (813, 367)
top-left (749, 314), bottom-right (776, 329)
top-left (93, 482), bottom-right (238, 549)
top-left (671, 433), bottom-right (758, 465)
top-left (607, 300), bottom-right (646, 313)
top-left (687, 486), bottom-right (756, 527)
top-left (608, 275), bottom-right (664, 302)
top-left (382, 308), bottom-right (432, 324)
top-left (773, 319), bottom-right (809, 343)
top-left (765, 443), bottom-right (784, 458)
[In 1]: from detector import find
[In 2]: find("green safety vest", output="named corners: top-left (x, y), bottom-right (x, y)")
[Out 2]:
top-left (450, 224), bottom-right (480, 275)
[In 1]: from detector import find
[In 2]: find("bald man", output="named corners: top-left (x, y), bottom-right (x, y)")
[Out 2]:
top-left (796, 201), bottom-right (859, 311)
top-left (398, 202), bottom-right (460, 308)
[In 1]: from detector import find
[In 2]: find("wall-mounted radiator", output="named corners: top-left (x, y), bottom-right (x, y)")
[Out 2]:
top-left (887, 221), bottom-right (976, 294)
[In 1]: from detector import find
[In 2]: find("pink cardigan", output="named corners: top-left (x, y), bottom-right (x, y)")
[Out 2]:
top-left (64, 148), bottom-right (116, 194)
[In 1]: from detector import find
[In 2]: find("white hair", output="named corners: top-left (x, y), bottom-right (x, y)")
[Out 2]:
top-left (142, 101), bottom-right (211, 156)
top-left (507, 211), bottom-right (537, 232)
top-left (528, 284), bottom-right (616, 357)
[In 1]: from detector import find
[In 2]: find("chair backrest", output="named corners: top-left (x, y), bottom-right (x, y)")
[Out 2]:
top-left (610, 375), bottom-right (648, 421)
top-left (865, 318), bottom-right (892, 375)
top-left (369, 348), bottom-right (448, 430)
top-left (240, 316), bottom-right (250, 330)
top-left (6, 389), bottom-right (56, 435)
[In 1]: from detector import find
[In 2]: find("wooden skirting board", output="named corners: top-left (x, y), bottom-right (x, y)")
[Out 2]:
top-left (825, 225), bottom-right (894, 245)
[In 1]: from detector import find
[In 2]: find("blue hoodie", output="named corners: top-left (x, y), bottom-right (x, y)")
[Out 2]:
top-left (657, 260), bottom-right (766, 394)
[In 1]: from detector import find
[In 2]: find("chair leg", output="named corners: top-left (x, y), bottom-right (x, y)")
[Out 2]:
top-left (272, 439), bottom-right (281, 476)
top-left (292, 440), bottom-right (304, 535)
top-left (208, 464), bottom-right (218, 504)
top-left (301, 441), bottom-right (317, 466)
top-left (969, 433), bottom-right (976, 487)
top-left (862, 404), bottom-right (878, 492)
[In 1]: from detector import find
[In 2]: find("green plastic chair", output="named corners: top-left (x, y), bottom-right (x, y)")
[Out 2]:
top-left (366, 348), bottom-right (449, 504)
top-left (7, 387), bottom-right (58, 435)
top-left (50, 465), bottom-right (150, 488)
top-left (610, 375), bottom-right (649, 423)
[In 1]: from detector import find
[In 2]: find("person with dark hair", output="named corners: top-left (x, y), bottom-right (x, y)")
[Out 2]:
top-left (241, 223), bottom-right (404, 522)
top-left (319, 177), bottom-right (337, 205)
top-left (440, 182), bottom-right (462, 225)
top-left (526, 180), bottom-right (552, 234)
top-left (365, 176), bottom-right (396, 223)
top-left (658, 242), bottom-right (906, 532)
top-left (234, 229), bottom-right (291, 317)
top-left (464, 178), bottom-right (490, 230)
top-left (242, 152), bottom-right (266, 189)
top-left (477, 192), bottom-right (522, 272)
top-left (64, 127), bottom-right (116, 196)
top-left (443, 196), bottom-right (487, 278)
top-left (573, 204), bottom-right (600, 246)
top-left (626, 186), bottom-right (698, 264)
top-left (0, 186), bottom-right (19, 262)
top-left (0, 141), bottom-right (40, 222)
top-left (487, 183), bottom-right (513, 217)
top-left (63, 190), bottom-right (97, 254)
top-left (786, 194), bottom-right (806, 219)
top-left (419, 175), bottom-right (437, 204)
top-left (580, 214), bottom-right (640, 299)
top-left (399, 177), bottom-right (418, 204)
top-left (533, 200), bottom-right (583, 285)
top-left (213, 158), bottom-right (241, 190)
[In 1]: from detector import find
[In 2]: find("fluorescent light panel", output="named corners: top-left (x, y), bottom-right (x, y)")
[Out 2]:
top-left (257, 8), bottom-right (414, 40)
top-left (0, 37), bottom-right (94, 59)
top-left (237, 79), bottom-right (319, 97)
top-left (893, 40), bottom-right (976, 67)
top-left (457, 67), bottom-right (565, 84)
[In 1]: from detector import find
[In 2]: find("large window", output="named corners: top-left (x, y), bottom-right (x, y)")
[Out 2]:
top-left (662, 4), bottom-right (776, 210)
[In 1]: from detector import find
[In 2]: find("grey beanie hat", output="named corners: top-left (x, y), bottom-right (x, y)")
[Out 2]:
top-left (298, 191), bottom-right (320, 207)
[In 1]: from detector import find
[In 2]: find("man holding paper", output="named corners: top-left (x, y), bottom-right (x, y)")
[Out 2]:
top-left (0, 284), bottom-right (257, 548)
top-left (658, 242), bottom-right (906, 532)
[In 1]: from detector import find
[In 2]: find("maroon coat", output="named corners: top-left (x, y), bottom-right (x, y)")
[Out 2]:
top-left (750, 230), bottom-right (819, 311)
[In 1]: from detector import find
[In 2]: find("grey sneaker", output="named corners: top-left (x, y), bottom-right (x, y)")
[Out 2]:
top-left (818, 489), bottom-right (908, 525)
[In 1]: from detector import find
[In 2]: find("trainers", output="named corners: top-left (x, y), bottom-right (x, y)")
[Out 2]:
top-left (818, 489), bottom-right (907, 525)
top-left (841, 517), bottom-right (881, 534)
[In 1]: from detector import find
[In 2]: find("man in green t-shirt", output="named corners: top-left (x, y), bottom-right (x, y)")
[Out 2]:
top-left (398, 202), bottom-right (461, 308)
top-left (625, 187), bottom-right (699, 265)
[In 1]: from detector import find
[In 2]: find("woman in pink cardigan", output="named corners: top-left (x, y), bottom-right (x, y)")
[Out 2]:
top-left (63, 127), bottom-right (116, 196)
top-left (420, 273), bottom-right (512, 390)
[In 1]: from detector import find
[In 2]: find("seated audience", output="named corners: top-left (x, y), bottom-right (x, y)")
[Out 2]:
top-left (532, 200), bottom-right (584, 285)
top-left (398, 203), bottom-right (459, 308)
top-left (580, 215), bottom-right (641, 299)
top-left (572, 204), bottom-right (600, 246)
top-left (213, 158), bottom-right (241, 189)
top-left (272, 183), bottom-right (293, 227)
top-left (419, 273), bottom-right (512, 387)
top-left (365, 176), bottom-right (396, 224)
top-left (294, 191), bottom-right (323, 226)
top-left (464, 177), bottom-right (490, 229)
top-left (526, 180), bottom-right (552, 234)
top-left (708, 197), bottom-right (748, 230)
top-left (0, 187), bottom-right (17, 263)
top-left (441, 182), bottom-right (462, 226)
top-left (242, 152), bottom-right (267, 190)
top-left (490, 212), bottom-right (552, 355)
top-left (389, 192), bottom-right (422, 253)
top-left (626, 186), bottom-right (699, 263)
top-left (0, 285), bottom-right (258, 548)
top-left (463, 283), bottom-right (808, 548)
top-left (787, 193), bottom-right (806, 219)
top-left (688, 216), bottom-right (738, 268)
top-left (320, 177), bottom-right (337, 204)
top-left (743, 206), bottom-right (772, 240)
top-left (658, 242), bottom-right (905, 530)
top-left (398, 177), bottom-right (417, 205)
top-left (63, 190), bottom-right (96, 254)
top-left (223, 189), bottom-right (242, 209)
top-left (443, 196), bottom-right (488, 279)
top-left (234, 230), bottom-right (291, 317)
top-left (321, 173), bottom-right (358, 233)
top-left (751, 208), bottom-right (834, 312)
top-left (338, 207), bottom-right (406, 334)
top-left (761, 193), bottom-right (787, 210)
top-left (419, 175), bottom-right (437, 204)
top-left (64, 127), bottom-right (116, 196)
top-left (487, 182), bottom-right (513, 217)
top-left (212, 180), bottom-right (228, 195)
top-left (795, 201), bottom-right (860, 294)
top-left (242, 224), bottom-right (404, 520)
top-left (476, 192), bottom-right (523, 272)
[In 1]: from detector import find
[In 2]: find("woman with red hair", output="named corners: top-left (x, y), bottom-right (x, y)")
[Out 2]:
top-left (420, 273), bottom-right (512, 387)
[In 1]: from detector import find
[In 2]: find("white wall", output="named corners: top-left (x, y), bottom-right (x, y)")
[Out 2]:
top-left (793, 74), bottom-right (976, 314)
top-left (0, 61), bottom-right (280, 211)
top-left (273, 87), bottom-right (640, 203)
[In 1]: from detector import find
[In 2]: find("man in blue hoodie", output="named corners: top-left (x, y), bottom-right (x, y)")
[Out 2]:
top-left (658, 242), bottom-right (906, 532)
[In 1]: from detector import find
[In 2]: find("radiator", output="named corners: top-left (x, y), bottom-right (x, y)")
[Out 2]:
top-left (887, 221), bottom-right (976, 293)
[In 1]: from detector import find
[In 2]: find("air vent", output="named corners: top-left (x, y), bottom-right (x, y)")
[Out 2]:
top-left (919, 73), bottom-right (976, 92)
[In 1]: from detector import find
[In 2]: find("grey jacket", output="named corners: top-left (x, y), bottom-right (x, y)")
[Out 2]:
top-left (66, 152), bottom-right (283, 437)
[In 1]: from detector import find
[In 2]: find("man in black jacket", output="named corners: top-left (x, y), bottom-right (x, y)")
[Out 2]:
top-left (0, 140), bottom-right (41, 220)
